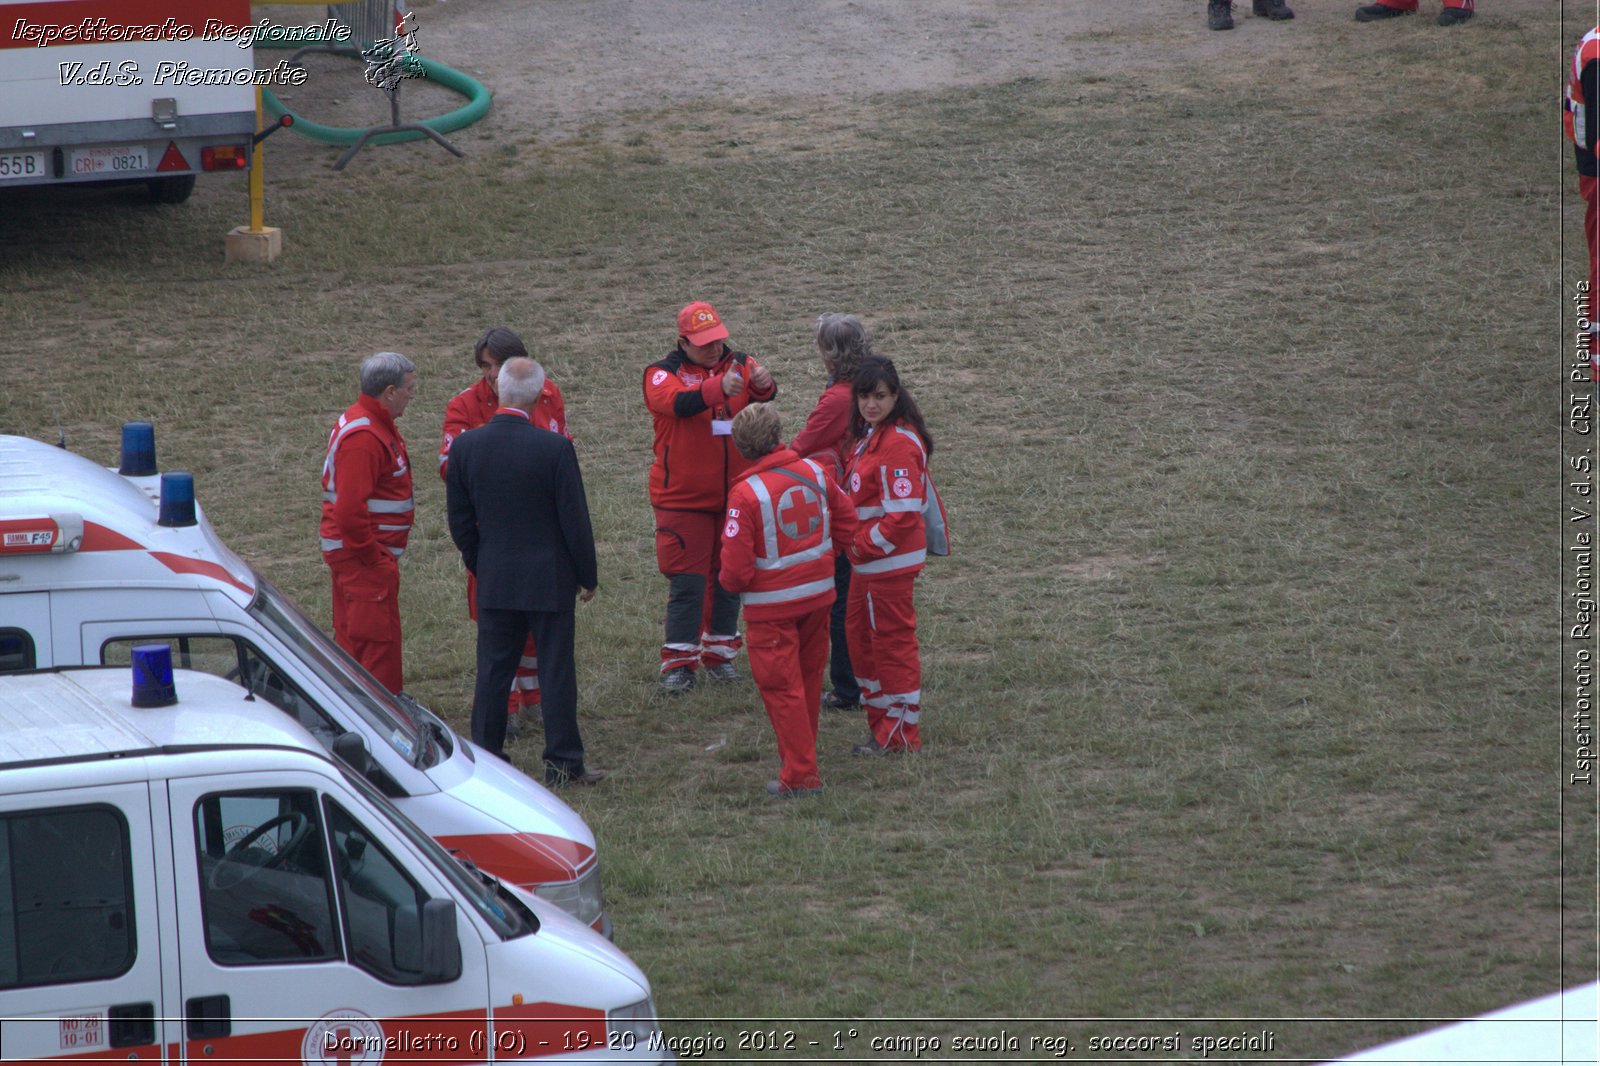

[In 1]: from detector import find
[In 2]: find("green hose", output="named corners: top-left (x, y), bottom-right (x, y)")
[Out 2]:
top-left (258, 43), bottom-right (491, 146)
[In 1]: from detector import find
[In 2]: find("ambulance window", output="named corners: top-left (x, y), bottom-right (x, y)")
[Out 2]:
top-left (0, 629), bottom-right (35, 673)
top-left (100, 636), bottom-right (341, 744)
top-left (0, 805), bottom-right (135, 989)
top-left (193, 790), bottom-right (339, 967)
top-left (326, 800), bottom-right (458, 985)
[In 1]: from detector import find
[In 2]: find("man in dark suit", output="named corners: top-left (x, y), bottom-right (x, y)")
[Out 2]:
top-left (444, 357), bottom-right (605, 786)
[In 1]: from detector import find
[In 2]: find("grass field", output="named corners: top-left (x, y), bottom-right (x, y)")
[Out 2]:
top-left (1, 2), bottom-right (1594, 1060)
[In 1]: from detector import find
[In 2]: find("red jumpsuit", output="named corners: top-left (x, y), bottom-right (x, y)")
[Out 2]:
top-left (845, 420), bottom-right (929, 752)
top-left (1569, 27), bottom-right (1600, 381)
top-left (321, 394), bottom-right (413, 693)
top-left (643, 345), bottom-right (777, 672)
top-left (1365, 0), bottom-right (1471, 12)
top-left (720, 449), bottom-right (857, 790)
top-left (439, 376), bottom-right (569, 712)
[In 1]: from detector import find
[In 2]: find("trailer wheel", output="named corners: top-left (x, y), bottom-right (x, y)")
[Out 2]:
top-left (147, 175), bottom-right (197, 204)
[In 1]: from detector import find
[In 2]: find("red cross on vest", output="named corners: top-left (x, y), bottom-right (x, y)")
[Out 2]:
top-left (777, 486), bottom-right (821, 539)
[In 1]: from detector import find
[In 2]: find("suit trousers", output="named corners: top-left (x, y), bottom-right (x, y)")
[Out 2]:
top-left (746, 606), bottom-right (830, 790)
top-left (473, 606), bottom-right (584, 771)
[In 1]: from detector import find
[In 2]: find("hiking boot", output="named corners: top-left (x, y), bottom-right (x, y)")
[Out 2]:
top-left (1253, 0), bottom-right (1294, 18)
top-left (702, 660), bottom-right (740, 684)
top-left (1208, 0), bottom-right (1234, 30)
top-left (657, 666), bottom-right (697, 695)
top-left (1354, 3), bottom-right (1411, 20)
top-left (1436, 6), bottom-right (1472, 24)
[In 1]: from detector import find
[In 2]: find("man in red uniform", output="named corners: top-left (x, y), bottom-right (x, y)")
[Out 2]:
top-left (1570, 27), bottom-right (1600, 382)
top-left (643, 301), bottom-right (777, 695)
top-left (321, 351), bottom-right (417, 693)
top-left (1354, 0), bottom-right (1472, 25)
top-left (440, 327), bottom-right (571, 729)
top-left (720, 404), bottom-right (857, 798)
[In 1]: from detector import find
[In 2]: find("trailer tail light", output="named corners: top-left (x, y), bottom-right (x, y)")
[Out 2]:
top-left (201, 145), bottom-right (247, 171)
top-left (0, 514), bottom-right (84, 554)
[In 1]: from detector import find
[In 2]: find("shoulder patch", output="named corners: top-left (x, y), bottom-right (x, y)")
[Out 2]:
top-left (651, 369), bottom-right (669, 387)
top-left (724, 518), bottom-right (740, 539)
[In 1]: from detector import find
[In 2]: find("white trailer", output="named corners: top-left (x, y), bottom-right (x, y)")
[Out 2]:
top-left (0, 0), bottom-right (258, 202)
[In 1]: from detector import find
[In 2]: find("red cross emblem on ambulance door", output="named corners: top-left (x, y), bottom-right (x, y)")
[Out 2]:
top-left (777, 486), bottom-right (821, 540)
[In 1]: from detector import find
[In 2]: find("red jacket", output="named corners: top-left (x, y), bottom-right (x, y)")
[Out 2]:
top-left (439, 376), bottom-right (568, 479)
top-left (788, 379), bottom-right (854, 479)
top-left (321, 394), bottom-right (413, 565)
top-left (643, 345), bottom-right (777, 512)
top-left (846, 420), bottom-right (927, 577)
top-left (720, 448), bottom-right (857, 621)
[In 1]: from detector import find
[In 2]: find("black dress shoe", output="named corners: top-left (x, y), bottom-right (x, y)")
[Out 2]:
top-left (1354, 3), bottom-right (1411, 20)
top-left (545, 764), bottom-right (608, 787)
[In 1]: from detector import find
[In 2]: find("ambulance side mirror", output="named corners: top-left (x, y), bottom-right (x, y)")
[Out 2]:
top-left (333, 731), bottom-right (373, 775)
top-left (420, 898), bottom-right (462, 983)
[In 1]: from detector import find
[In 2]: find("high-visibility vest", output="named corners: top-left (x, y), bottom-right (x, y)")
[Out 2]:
top-left (320, 399), bottom-right (414, 559)
top-left (848, 423), bottom-right (928, 577)
top-left (730, 455), bottom-right (837, 611)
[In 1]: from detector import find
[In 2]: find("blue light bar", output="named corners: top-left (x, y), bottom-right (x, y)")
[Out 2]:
top-left (158, 472), bottom-right (196, 528)
top-left (119, 422), bottom-right (157, 476)
top-left (131, 644), bottom-right (177, 707)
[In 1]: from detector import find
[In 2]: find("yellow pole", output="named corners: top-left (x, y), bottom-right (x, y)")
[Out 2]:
top-left (249, 86), bottom-right (265, 232)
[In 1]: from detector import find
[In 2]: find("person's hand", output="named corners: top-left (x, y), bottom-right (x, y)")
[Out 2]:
top-left (579, 586), bottom-right (597, 603)
top-left (747, 363), bottom-right (773, 393)
top-left (721, 367), bottom-right (746, 398)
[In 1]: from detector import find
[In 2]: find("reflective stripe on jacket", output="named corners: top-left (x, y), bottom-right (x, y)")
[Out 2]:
top-left (720, 448), bottom-right (857, 620)
top-left (320, 395), bottom-right (413, 561)
top-left (846, 422), bottom-right (928, 578)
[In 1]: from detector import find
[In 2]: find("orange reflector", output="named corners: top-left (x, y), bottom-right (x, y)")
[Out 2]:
top-left (156, 142), bottom-right (189, 172)
top-left (201, 145), bottom-right (247, 171)
top-left (511, 994), bottom-right (524, 1006)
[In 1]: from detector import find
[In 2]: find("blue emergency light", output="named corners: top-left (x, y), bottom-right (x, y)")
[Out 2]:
top-left (119, 422), bottom-right (157, 476)
top-left (158, 472), bottom-right (197, 528)
top-left (131, 644), bottom-right (177, 707)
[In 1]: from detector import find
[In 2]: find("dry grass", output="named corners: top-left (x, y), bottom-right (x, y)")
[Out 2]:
top-left (0, 4), bottom-right (1590, 1060)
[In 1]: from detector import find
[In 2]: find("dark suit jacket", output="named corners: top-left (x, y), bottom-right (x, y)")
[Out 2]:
top-left (445, 413), bottom-right (598, 612)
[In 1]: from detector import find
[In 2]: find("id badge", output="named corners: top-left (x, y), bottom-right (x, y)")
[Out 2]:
top-left (712, 419), bottom-right (733, 436)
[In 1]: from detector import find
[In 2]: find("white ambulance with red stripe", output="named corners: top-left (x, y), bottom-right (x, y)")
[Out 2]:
top-left (0, 0), bottom-right (260, 202)
top-left (0, 666), bottom-right (665, 1063)
top-left (0, 430), bottom-right (611, 937)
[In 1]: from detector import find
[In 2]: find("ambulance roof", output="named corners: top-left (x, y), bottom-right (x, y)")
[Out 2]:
top-left (0, 668), bottom-right (326, 766)
top-left (0, 434), bottom-right (256, 599)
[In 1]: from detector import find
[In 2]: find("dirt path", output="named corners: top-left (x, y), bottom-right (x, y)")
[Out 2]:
top-left (255, 0), bottom-right (1553, 176)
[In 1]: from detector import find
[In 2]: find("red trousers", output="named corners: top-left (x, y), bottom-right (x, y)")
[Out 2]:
top-left (845, 571), bottom-right (922, 752)
top-left (1585, 175), bottom-right (1600, 381)
top-left (467, 570), bottom-right (541, 712)
top-left (747, 606), bottom-right (830, 789)
top-left (328, 555), bottom-right (403, 693)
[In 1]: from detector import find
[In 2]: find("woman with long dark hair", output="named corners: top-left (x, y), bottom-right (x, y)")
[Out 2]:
top-left (844, 356), bottom-right (935, 754)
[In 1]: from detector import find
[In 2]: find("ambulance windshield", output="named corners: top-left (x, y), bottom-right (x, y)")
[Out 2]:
top-left (249, 578), bottom-right (438, 767)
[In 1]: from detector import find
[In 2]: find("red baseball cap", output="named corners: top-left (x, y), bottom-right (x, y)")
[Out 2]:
top-left (677, 301), bottom-right (729, 346)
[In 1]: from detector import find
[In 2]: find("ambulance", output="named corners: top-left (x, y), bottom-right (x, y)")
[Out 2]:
top-left (0, 665), bottom-right (665, 1063)
top-left (0, 0), bottom-right (259, 202)
top-left (0, 430), bottom-right (609, 936)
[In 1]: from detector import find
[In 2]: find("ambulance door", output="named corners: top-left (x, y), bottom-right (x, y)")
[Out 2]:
top-left (164, 772), bottom-right (491, 1063)
top-left (0, 592), bottom-right (51, 672)
top-left (0, 782), bottom-right (175, 1061)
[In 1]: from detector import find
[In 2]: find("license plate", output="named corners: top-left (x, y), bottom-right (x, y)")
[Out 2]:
top-left (0, 150), bottom-right (47, 181)
top-left (70, 145), bottom-right (149, 176)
